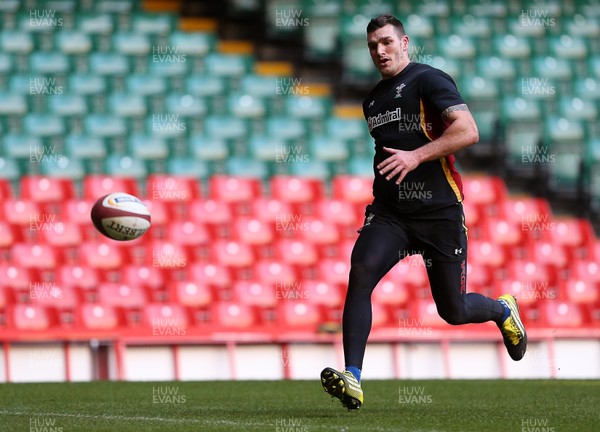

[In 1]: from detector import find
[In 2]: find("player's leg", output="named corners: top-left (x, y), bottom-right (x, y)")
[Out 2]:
top-left (427, 258), bottom-right (505, 324)
top-left (427, 259), bottom-right (527, 360)
top-left (343, 224), bottom-right (408, 371)
top-left (322, 217), bottom-right (409, 409)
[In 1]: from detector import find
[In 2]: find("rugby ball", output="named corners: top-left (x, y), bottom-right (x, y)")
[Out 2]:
top-left (90, 192), bottom-right (151, 241)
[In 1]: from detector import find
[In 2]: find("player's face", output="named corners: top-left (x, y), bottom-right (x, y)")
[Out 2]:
top-left (367, 24), bottom-right (410, 79)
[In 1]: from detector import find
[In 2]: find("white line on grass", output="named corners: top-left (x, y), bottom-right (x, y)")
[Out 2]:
top-left (0, 409), bottom-right (433, 431)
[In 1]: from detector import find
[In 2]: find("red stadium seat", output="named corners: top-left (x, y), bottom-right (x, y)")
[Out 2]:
top-left (277, 300), bottom-right (321, 330)
top-left (83, 175), bottom-right (139, 200)
top-left (30, 284), bottom-right (78, 313)
top-left (270, 175), bottom-right (324, 204)
top-left (64, 199), bottom-right (94, 225)
top-left (251, 197), bottom-right (294, 224)
top-left (468, 239), bottom-right (506, 268)
top-left (301, 280), bottom-right (343, 308)
top-left (190, 199), bottom-right (233, 238)
top-left (188, 262), bottom-right (232, 290)
top-left (234, 216), bottom-right (274, 245)
top-left (332, 175), bottom-right (373, 206)
top-left (56, 265), bottom-right (99, 293)
top-left (2, 199), bottom-right (40, 226)
top-left (253, 260), bottom-right (297, 286)
top-left (149, 240), bottom-right (189, 269)
top-left (146, 175), bottom-right (201, 201)
top-left (481, 218), bottom-right (523, 248)
top-left (0, 179), bottom-right (13, 200)
top-left (143, 199), bottom-right (169, 235)
top-left (0, 286), bottom-right (7, 310)
top-left (172, 280), bottom-right (213, 307)
top-left (123, 264), bottom-right (166, 296)
top-left (539, 301), bottom-right (584, 327)
top-left (411, 298), bottom-right (447, 328)
top-left (500, 196), bottom-right (552, 228)
top-left (209, 175), bottom-right (262, 214)
top-left (275, 238), bottom-right (318, 267)
top-left (0, 264), bottom-right (33, 290)
top-left (569, 259), bottom-right (600, 285)
top-left (234, 280), bottom-right (277, 308)
top-left (98, 282), bottom-right (146, 308)
top-left (11, 243), bottom-right (57, 269)
top-left (561, 279), bottom-right (598, 305)
top-left (373, 276), bottom-right (410, 306)
top-left (212, 240), bottom-right (254, 268)
top-left (143, 303), bottom-right (189, 333)
top-left (0, 221), bottom-right (18, 250)
top-left (79, 241), bottom-right (124, 270)
top-left (317, 258), bottom-right (350, 286)
top-left (462, 175), bottom-right (507, 209)
top-left (20, 175), bottom-right (74, 203)
top-left (547, 218), bottom-right (595, 250)
top-left (299, 218), bottom-right (340, 246)
top-left (40, 222), bottom-right (82, 249)
top-left (461, 199), bottom-right (480, 233)
top-left (79, 303), bottom-right (120, 330)
top-left (529, 239), bottom-right (568, 270)
top-left (505, 259), bottom-right (552, 286)
top-left (166, 221), bottom-right (210, 260)
top-left (494, 279), bottom-right (545, 307)
top-left (371, 301), bottom-right (391, 328)
top-left (387, 256), bottom-right (429, 290)
top-left (315, 198), bottom-right (359, 231)
top-left (215, 301), bottom-right (256, 328)
top-left (11, 304), bottom-right (53, 330)
top-left (466, 262), bottom-right (492, 291)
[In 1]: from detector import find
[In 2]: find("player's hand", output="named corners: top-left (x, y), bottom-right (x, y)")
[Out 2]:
top-left (377, 147), bottom-right (420, 184)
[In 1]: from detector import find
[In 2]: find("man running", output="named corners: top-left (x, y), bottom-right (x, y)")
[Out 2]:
top-left (321, 14), bottom-right (527, 410)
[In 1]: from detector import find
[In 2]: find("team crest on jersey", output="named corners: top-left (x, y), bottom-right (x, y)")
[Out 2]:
top-left (395, 83), bottom-right (406, 98)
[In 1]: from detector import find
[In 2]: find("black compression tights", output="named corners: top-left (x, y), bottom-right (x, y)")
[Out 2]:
top-left (342, 226), bottom-right (506, 369)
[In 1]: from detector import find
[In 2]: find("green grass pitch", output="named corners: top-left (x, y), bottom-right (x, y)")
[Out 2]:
top-left (1, 380), bottom-right (598, 431)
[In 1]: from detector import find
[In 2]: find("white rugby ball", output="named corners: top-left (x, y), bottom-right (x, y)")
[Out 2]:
top-left (90, 192), bottom-right (151, 241)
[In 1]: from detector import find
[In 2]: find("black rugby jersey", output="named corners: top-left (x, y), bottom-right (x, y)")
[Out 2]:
top-left (362, 62), bottom-right (467, 214)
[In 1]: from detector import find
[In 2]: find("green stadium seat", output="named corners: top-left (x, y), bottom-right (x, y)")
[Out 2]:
top-left (266, 116), bottom-right (306, 141)
top-left (4, 134), bottom-right (42, 159)
top-left (126, 74), bottom-right (167, 97)
top-left (24, 114), bottom-right (65, 137)
top-left (550, 35), bottom-right (587, 60)
top-left (589, 56), bottom-right (600, 79)
top-left (429, 56), bottom-right (462, 80)
top-left (89, 52), bottom-right (129, 76)
top-left (309, 135), bottom-right (349, 162)
top-left (0, 157), bottom-right (20, 180)
top-left (41, 156), bottom-right (86, 180)
top-left (77, 14), bottom-right (114, 34)
top-left (494, 34), bottom-right (531, 59)
top-left (95, 0), bottom-right (134, 14)
top-left (565, 14), bottom-right (600, 39)
top-left (168, 31), bottom-right (215, 57)
top-left (544, 117), bottom-right (586, 190)
top-left (85, 114), bottom-right (127, 137)
top-left (228, 93), bottom-right (267, 119)
top-left (289, 159), bottom-right (331, 180)
top-left (226, 157), bottom-right (269, 179)
top-left (348, 157), bottom-right (374, 176)
top-left (204, 115), bottom-right (248, 141)
top-left (56, 31), bottom-right (92, 54)
top-left (285, 95), bottom-right (331, 119)
top-left (168, 157), bottom-right (210, 179)
top-left (109, 93), bottom-right (146, 117)
top-left (130, 134), bottom-right (169, 161)
top-left (303, 16), bottom-right (340, 60)
top-left (66, 135), bottom-right (107, 160)
top-left (190, 135), bottom-right (229, 162)
top-left (148, 58), bottom-right (189, 79)
top-left (501, 97), bottom-right (543, 170)
top-left (69, 73), bottom-right (107, 95)
top-left (460, 76), bottom-right (500, 146)
top-left (0, 92), bottom-right (27, 115)
top-left (166, 93), bottom-right (207, 118)
top-left (105, 154), bottom-right (147, 179)
top-left (205, 53), bottom-right (251, 78)
top-left (264, 0), bottom-right (303, 39)
top-left (476, 55), bottom-right (517, 81)
top-left (48, 93), bottom-right (87, 116)
top-left (249, 134), bottom-right (281, 163)
top-left (113, 32), bottom-right (151, 56)
top-left (132, 13), bottom-right (176, 36)
top-left (404, 14), bottom-right (435, 38)
top-left (559, 96), bottom-right (598, 123)
top-left (575, 77), bottom-right (600, 101)
top-left (0, 30), bottom-right (34, 54)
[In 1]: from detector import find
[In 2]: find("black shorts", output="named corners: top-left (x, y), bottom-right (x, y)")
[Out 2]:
top-left (358, 199), bottom-right (468, 262)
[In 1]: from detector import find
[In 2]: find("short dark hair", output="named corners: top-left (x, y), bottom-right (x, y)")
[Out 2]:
top-left (366, 14), bottom-right (406, 36)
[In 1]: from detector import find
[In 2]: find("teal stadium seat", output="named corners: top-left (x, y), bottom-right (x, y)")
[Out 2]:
top-left (301, 0), bottom-right (342, 60)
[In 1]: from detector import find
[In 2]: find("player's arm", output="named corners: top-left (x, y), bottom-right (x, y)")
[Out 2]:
top-left (377, 103), bottom-right (479, 184)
